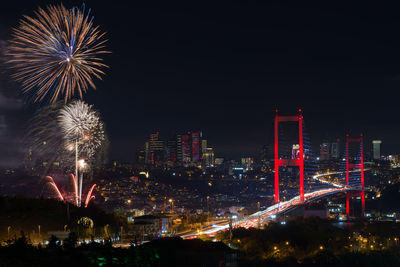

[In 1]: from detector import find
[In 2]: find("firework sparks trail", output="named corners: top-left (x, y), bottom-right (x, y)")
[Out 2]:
top-left (45, 176), bottom-right (64, 201)
top-left (7, 4), bottom-right (110, 104)
top-left (84, 183), bottom-right (97, 208)
top-left (44, 174), bottom-right (95, 207)
top-left (69, 173), bottom-right (79, 206)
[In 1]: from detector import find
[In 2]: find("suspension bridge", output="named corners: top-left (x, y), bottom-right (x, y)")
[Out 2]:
top-left (181, 110), bottom-right (366, 238)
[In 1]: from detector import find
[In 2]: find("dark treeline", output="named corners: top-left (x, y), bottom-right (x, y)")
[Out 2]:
top-left (0, 196), bottom-right (127, 239)
top-left (0, 234), bottom-right (235, 267)
top-left (0, 232), bottom-right (156, 267)
top-left (216, 217), bottom-right (400, 266)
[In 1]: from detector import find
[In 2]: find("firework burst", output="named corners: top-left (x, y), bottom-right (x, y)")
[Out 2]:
top-left (26, 102), bottom-right (107, 171)
top-left (7, 4), bottom-right (110, 104)
top-left (58, 100), bottom-right (105, 160)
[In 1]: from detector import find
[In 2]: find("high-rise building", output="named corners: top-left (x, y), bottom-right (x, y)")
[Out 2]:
top-left (320, 143), bottom-right (330, 161)
top-left (176, 134), bottom-right (183, 163)
top-left (143, 130), bottom-right (206, 166)
top-left (181, 133), bottom-right (191, 163)
top-left (144, 141), bottom-right (150, 164)
top-left (166, 137), bottom-right (177, 163)
top-left (201, 140), bottom-right (207, 152)
top-left (177, 131), bottom-right (203, 164)
top-left (191, 131), bottom-right (202, 163)
top-left (202, 147), bottom-right (214, 167)
top-left (149, 132), bottom-right (164, 165)
top-left (330, 140), bottom-right (340, 159)
top-left (372, 140), bottom-right (382, 160)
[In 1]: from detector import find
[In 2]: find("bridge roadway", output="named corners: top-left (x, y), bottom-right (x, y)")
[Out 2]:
top-left (180, 171), bottom-right (362, 239)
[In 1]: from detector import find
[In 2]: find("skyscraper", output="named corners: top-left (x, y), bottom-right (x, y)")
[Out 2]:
top-left (149, 132), bottom-right (164, 165)
top-left (372, 140), bottom-right (382, 160)
top-left (202, 147), bottom-right (214, 168)
top-left (176, 134), bottom-right (183, 163)
top-left (143, 130), bottom-right (206, 166)
top-left (191, 131), bottom-right (202, 163)
top-left (201, 139), bottom-right (207, 152)
top-left (320, 143), bottom-right (330, 161)
top-left (144, 141), bottom-right (150, 164)
top-left (166, 136), bottom-right (177, 163)
top-left (330, 140), bottom-right (340, 159)
top-left (181, 133), bottom-right (191, 163)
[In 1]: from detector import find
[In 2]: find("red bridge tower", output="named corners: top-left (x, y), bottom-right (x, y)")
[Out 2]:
top-left (274, 109), bottom-right (304, 204)
top-left (345, 134), bottom-right (365, 218)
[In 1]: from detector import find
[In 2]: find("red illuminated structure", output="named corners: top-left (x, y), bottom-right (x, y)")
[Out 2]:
top-left (191, 131), bottom-right (201, 162)
top-left (149, 132), bottom-right (164, 165)
top-left (181, 134), bottom-right (190, 163)
top-left (274, 109), bottom-right (304, 204)
top-left (345, 134), bottom-right (365, 218)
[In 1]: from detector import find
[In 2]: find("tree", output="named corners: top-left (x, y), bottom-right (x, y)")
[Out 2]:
top-left (47, 235), bottom-right (60, 249)
top-left (63, 232), bottom-right (78, 249)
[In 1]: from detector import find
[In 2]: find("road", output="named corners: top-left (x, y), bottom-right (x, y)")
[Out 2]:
top-left (180, 170), bottom-right (363, 238)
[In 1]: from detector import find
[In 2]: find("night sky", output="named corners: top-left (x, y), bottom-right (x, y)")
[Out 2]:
top-left (1, 1), bottom-right (400, 163)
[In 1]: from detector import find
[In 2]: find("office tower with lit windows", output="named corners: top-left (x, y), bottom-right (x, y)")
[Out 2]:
top-left (177, 131), bottom-right (203, 164)
top-left (144, 141), bottom-right (150, 164)
top-left (330, 140), bottom-right (340, 159)
top-left (201, 139), bottom-right (207, 152)
top-left (191, 131), bottom-right (202, 163)
top-left (372, 140), bottom-right (382, 160)
top-left (320, 143), bottom-right (330, 160)
top-left (181, 133), bottom-right (191, 163)
top-left (149, 132), bottom-right (164, 165)
top-left (143, 131), bottom-right (206, 165)
top-left (166, 135), bottom-right (178, 163)
top-left (202, 147), bottom-right (214, 168)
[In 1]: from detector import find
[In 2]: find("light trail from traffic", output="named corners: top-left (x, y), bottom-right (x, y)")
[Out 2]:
top-left (181, 170), bottom-right (363, 239)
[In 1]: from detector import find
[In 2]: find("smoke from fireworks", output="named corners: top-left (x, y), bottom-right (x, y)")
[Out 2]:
top-left (26, 103), bottom-right (75, 170)
top-left (58, 100), bottom-right (105, 161)
top-left (7, 4), bottom-right (109, 104)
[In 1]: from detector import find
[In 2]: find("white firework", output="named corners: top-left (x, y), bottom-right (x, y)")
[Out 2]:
top-left (58, 100), bottom-right (105, 160)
